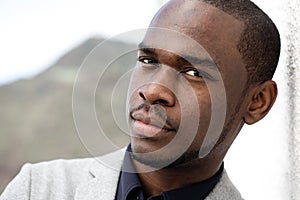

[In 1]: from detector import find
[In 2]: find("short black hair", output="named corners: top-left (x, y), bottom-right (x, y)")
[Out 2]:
top-left (201, 0), bottom-right (281, 84)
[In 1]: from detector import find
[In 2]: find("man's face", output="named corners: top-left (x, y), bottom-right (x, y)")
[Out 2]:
top-left (127, 0), bottom-right (248, 168)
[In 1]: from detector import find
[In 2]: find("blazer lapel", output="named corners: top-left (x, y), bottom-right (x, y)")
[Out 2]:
top-left (75, 148), bottom-right (126, 200)
top-left (74, 148), bottom-right (243, 200)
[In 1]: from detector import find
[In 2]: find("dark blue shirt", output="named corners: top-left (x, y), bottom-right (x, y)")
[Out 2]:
top-left (115, 146), bottom-right (224, 200)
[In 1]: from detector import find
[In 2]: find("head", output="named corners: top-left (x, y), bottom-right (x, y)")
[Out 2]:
top-left (127, 0), bottom-right (280, 170)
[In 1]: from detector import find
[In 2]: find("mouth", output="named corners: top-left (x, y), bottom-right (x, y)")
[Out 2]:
top-left (130, 111), bottom-right (176, 139)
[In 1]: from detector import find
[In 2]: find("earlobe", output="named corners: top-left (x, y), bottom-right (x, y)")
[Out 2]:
top-left (244, 80), bottom-right (278, 125)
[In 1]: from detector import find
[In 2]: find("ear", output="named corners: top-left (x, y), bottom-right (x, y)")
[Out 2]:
top-left (244, 80), bottom-right (278, 125)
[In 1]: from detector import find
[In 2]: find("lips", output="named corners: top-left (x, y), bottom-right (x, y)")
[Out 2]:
top-left (130, 111), bottom-right (175, 138)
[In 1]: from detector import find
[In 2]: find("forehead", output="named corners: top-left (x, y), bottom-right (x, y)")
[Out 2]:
top-left (149, 0), bottom-right (244, 43)
top-left (141, 0), bottom-right (247, 84)
top-left (144, 0), bottom-right (244, 58)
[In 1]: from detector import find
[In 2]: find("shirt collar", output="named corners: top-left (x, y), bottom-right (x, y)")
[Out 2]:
top-left (115, 145), bottom-right (142, 200)
top-left (154, 162), bottom-right (224, 200)
top-left (115, 145), bottom-right (224, 200)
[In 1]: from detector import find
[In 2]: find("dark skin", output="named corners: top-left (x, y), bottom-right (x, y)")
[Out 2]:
top-left (127, 0), bottom-right (277, 197)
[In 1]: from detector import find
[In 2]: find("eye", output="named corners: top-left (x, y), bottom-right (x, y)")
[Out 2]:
top-left (138, 57), bottom-right (157, 65)
top-left (183, 68), bottom-right (205, 78)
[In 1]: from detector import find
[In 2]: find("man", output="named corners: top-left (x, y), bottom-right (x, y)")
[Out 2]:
top-left (0, 0), bottom-right (280, 199)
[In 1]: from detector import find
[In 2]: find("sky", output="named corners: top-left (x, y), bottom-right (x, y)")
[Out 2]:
top-left (0, 0), bottom-right (167, 85)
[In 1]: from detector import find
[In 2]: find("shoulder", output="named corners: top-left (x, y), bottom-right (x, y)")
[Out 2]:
top-left (30, 148), bottom-right (126, 182)
top-left (0, 149), bottom-right (126, 200)
top-left (0, 158), bottom-right (98, 200)
top-left (205, 170), bottom-right (244, 200)
top-left (30, 157), bottom-right (98, 180)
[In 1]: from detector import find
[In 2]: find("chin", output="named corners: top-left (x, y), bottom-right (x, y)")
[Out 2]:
top-left (131, 143), bottom-right (200, 169)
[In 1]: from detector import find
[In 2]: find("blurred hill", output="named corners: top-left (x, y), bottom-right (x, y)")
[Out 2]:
top-left (0, 37), bottom-right (136, 193)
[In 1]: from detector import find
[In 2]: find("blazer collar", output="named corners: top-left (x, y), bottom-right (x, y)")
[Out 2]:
top-left (75, 148), bottom-right (126, 200)
top-left (74, 148), bottom-right (243, 200)
top-left (205, 170), bottom-right (243, 200)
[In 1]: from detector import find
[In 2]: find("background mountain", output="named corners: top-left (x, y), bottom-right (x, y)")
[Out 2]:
top-left (0, 36), bottom-right (136, 193)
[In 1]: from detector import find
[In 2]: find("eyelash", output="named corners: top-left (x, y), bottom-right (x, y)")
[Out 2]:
top-left (181, 68), bottom-right (206, 78)
top-left (138, 57), bottom-right (158, 65)
top-left (137, 57), bottom-right (208, 79)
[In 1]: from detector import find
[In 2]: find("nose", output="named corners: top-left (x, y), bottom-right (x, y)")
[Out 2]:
top-left (138, 71), bottom-right (176, 107)
top-left (139, 84), bottom-right (175, 107)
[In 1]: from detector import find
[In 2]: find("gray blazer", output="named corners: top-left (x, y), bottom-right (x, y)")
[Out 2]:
top-left (0, 149), bottom-right (243, 200)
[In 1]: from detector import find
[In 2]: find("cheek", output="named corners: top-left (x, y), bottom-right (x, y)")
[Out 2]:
top-left (193, 83), bottom-right (227, 134)
top-left (128, 68), bottom-right (143, 94)
top-left (177, 88), bottom-right (212, 151)
top-left (127, 68), bottom-right (146, 105)
top-left (223, 76), bottom-right (247, 120)
top-left (196, 90), bottom-right (212, 133)
top-left (186, 85), bottom-right (229, 153)
top-left (176, 85), bottom-right (212, 134)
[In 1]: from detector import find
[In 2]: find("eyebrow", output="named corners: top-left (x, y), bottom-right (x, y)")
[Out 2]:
top-left (138, 42), bottom-right (157, 56)
top-left (177, 55), bottom-right (217, 69)
top-left (138, 42), bottom-right (218, 69)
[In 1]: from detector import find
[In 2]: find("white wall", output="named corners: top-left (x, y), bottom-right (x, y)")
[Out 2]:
top-left (286, 1), bottom-right (300, 199)
top-left (225, 0), bottom-right (300, 199)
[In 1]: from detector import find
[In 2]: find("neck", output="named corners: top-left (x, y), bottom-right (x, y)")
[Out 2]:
top-left (133, 158), bottom-right (222, 197)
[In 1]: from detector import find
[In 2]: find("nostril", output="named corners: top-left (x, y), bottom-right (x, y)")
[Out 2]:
top-left (156, 99), bottom-right (169, 105)
top-left (139, 91), bottom-right (146, 100)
